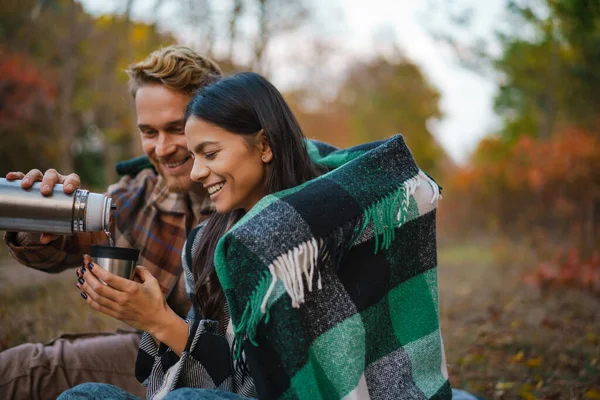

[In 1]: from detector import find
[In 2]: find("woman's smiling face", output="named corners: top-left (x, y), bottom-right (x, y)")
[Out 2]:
top-left (186, 116), bottom-right (272, 214)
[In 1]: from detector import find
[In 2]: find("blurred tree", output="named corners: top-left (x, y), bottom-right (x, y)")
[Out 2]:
top-left (430, 0), bottom-right (600, 142)
top-left (284, 89), bottom-right (354, 149)
top-left (80, 7), bottom-right (174, 185)
top-left (171, 0), bottom-right (311, 77)
top-left (447, 127), bottom-right (600, 257)
top-left (336, 55), bottom-right (447, 176)
top-left (429, 0), bottom-right (600, 261)
top-left (251, 0), bottom-right (310, 76)
top-left (0, 48), bottom-right (57, 173)
top-left (228, 0), bottom-right (243, 60)
top-left (0, 0), bottom-right (173, 187)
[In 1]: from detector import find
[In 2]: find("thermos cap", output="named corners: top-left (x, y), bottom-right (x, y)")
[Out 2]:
top-left (85, 193), bottom-right (112, 232)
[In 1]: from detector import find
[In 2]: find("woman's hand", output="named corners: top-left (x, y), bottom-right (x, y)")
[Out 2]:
top-left (76, 255), bottom-right (169, 335)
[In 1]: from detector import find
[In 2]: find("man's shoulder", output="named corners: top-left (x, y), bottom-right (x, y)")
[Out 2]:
top-left (107, 168), bottom-right (158, 196)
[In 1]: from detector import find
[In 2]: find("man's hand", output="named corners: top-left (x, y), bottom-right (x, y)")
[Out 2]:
top-left (6, 169), bottom-right (81, 244)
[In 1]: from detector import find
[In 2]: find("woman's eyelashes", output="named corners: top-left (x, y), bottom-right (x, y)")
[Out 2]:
top-left (204, 151), bottom-right (217, 160)
top-left (188, 149), bottom-right (218, 161)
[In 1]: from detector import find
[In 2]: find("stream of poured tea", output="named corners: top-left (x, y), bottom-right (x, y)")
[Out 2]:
top-left (104, 230), bottom-right (114, 247)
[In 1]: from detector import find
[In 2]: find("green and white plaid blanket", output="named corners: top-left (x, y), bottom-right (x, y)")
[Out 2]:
top-left (214, 135), bottom-right (451, 399)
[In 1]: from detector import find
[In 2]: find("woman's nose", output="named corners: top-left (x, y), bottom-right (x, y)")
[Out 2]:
top-left (190, 162), bottom-right (210, 182)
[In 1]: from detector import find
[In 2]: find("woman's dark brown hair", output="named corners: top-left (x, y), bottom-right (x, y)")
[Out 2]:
top-left (185, 72), bottom-right (325, 320)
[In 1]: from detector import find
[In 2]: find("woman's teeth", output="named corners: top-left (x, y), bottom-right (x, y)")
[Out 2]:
top-left (207, 182), bottom-right (225, 195)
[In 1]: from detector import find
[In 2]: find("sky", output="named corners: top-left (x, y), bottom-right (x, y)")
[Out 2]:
top-left (323, 0), bottom-right (506, 163)
top-left (80, 0), bottom-right (506, 164)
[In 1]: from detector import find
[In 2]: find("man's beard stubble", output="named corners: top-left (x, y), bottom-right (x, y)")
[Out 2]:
top-left (150, 157), bottom-right (193, 194)
top-left (163, 175), bottom-right (193, 193)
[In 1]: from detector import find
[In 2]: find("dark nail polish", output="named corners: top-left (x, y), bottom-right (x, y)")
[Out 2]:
top-left (81, 292), bottom-right (88, 300)
top-left (78, 277), bottom-right (85, 285)
top-left (81, 267), bottom-right (86, 274)
top-left (88, 263), bottom-right (94, 270)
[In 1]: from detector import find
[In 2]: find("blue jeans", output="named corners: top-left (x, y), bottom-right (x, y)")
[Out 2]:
top-left (452, 388), bottom-right (484, 400)
top-left (59, 383), bottom-right (478, 400)
top-left (57, 383), bottom-right (254, 400)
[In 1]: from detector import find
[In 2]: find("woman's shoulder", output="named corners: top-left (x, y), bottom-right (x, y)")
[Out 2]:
top-left (187, 221), bottom-right (208, 246)
top-left (182, 221), bottom-right (209, 273)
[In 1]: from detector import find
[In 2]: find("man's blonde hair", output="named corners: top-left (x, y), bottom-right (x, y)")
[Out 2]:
top-left (127, 45), bottom-right (222, 97)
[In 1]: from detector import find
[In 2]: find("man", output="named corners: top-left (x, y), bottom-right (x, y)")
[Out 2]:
top-left (0, 45), bottom-right (221, 400)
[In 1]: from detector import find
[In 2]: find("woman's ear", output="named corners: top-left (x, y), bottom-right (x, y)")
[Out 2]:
top-left (258, 130), bottom-right (273, 163)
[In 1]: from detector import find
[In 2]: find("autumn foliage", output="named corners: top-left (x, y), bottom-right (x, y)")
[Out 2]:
top-left (524, 249), bottom-right (600, 294)
top-left (0, 48), bottom-right (58, 173)
top-left (0, 48), bottom-right (56, 129)
top-left (442, 127), bottom-right (600, 293)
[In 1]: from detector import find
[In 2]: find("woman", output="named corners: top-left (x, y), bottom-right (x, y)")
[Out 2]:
top-left (61, 72), bottom-right (325, 400)
top-left (62, 72), bottom-right (476, 400)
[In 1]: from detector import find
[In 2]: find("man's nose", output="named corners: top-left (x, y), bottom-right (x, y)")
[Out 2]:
top-left (155, 134), bottom-right (176, 157)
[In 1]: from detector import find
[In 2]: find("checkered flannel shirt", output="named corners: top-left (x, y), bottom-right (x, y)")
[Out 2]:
top-left (4, 169), bottom-right (214, 295)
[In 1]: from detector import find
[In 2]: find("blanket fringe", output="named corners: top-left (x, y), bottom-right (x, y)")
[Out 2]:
top-left (232, 239), bottom-right (322, 359)
top-left (357, 171), bottom-right (423, 254)
top-left (261, 237), bottom-right (321, 312)
top-left (418, 170), bottom-right (442, 203)
top-left (233, 171), bottom-right (439, 355)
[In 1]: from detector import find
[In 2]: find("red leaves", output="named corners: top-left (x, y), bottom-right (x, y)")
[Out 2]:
top-left (0, 47), bottom-right (56, 129)
top-left (524, 249), bottom-right (600, 294)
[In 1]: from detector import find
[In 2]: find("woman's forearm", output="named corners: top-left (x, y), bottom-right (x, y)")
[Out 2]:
top-left (150, 308), bottom-right (189, 356)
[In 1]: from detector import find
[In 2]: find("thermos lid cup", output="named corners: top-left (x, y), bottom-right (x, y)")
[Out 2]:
top-left (90, 245), bottom-right (139, 261)
top-left (85, 193), bottom-right (113, 232)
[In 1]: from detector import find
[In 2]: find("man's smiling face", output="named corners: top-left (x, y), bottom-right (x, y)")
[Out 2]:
top-left (135, 84), bottom-right (194, 192)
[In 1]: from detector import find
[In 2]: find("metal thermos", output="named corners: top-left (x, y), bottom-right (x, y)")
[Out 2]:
top-left (0, 178), bottom-right (115, 234)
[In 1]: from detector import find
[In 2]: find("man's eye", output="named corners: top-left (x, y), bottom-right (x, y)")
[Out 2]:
top-left (205, 152), bottom-right (217, 160)
top-left (141, 130), bottom-right (156, 137)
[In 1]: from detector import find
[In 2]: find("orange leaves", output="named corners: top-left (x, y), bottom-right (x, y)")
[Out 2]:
top-left (585, 389), bottom-right (600, 399)
top-left (524, 249), bottom-right (600, 295)
top-left (510, 128), bottom-right (600, 190)
top-left (494, 381), bottom-right (545, 399)
top-left (511, 350), bottom-right (525, 363)
top-left (462, 127), bottom-right (600, 195)
top-left (510, 350), bottom-right (543, 368)
top-left (526, 357), bottom-right (543, 368)
top-left (440, 125), bottom-right (600, 260)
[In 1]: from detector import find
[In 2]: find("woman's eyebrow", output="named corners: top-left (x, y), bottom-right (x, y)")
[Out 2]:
top-left (193, 141), bottom-right (219, 153)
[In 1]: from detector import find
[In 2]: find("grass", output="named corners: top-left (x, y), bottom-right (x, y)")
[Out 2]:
top-left (438, 243), bottom-right (600, 399)
top-left (1, 243), bottom-right (599, 399)
top-left (0, 262), bottom-right (126, 351)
